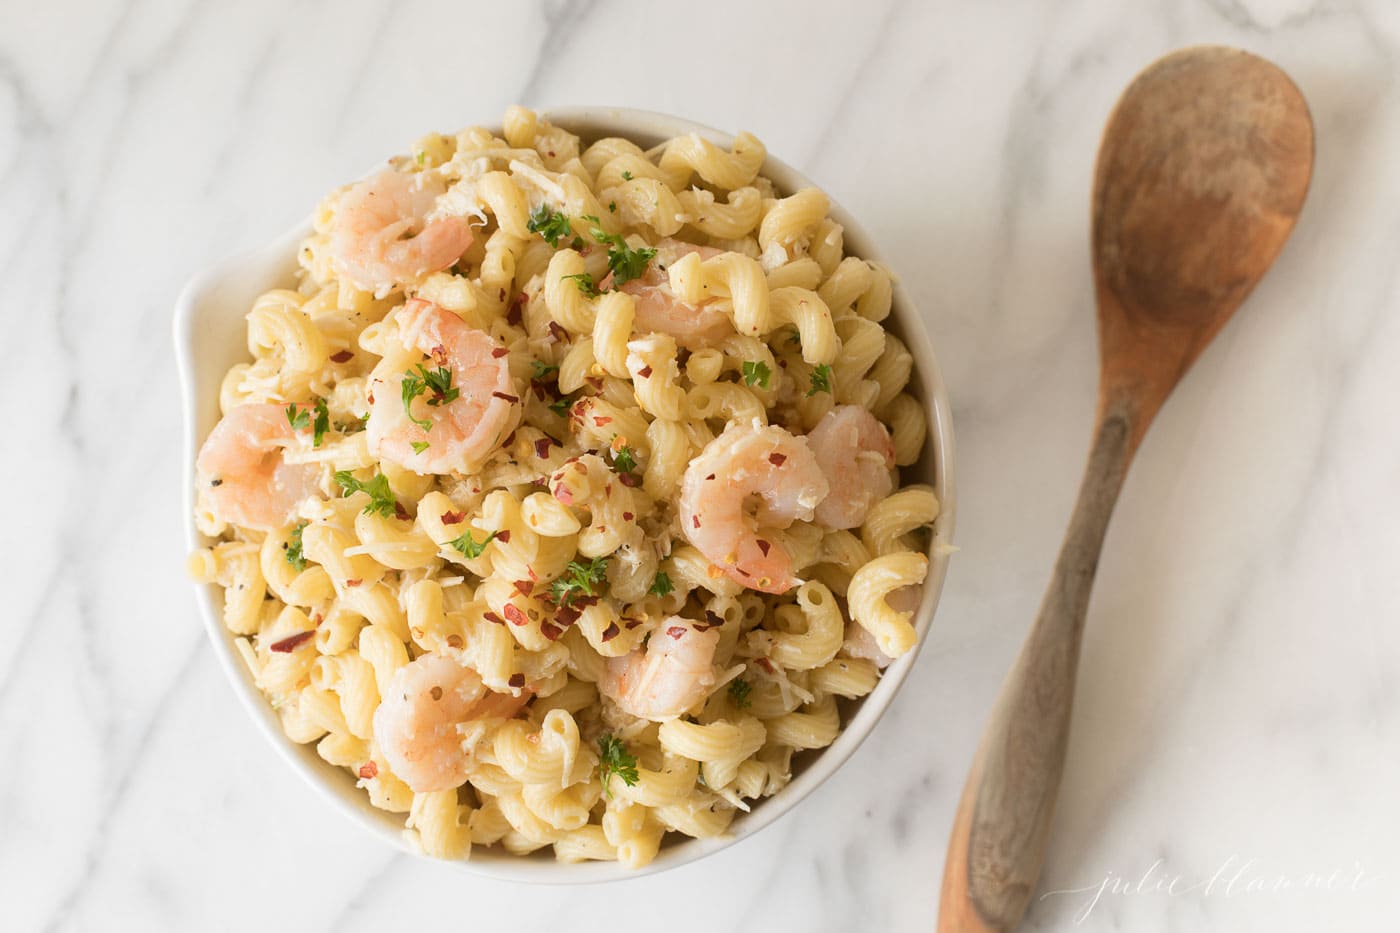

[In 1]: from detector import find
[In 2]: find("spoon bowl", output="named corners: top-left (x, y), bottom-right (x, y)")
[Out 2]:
top-left (938, 46), bottom-right (1313, 932)
top-left (1093, 46), bottom-right (1315, 443)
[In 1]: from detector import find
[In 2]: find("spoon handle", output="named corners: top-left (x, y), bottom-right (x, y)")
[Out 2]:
top-left (938, 402), bottom-right (1137, 932)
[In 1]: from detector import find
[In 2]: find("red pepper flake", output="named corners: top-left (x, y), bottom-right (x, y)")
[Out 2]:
top-left (705, 473), bottom-right (716, 481)
top-left (666, 626), bottom-right (687, 640)
top-left (534, 437), bottom-right (553, 459)
top-left (311, 612), bottom-right (324, 626)
top-left (638, 365), bottom-right (653, 378)
top-left (514, 580), bottom-right (534, 597)
top-left (586, 376), bottom-right (604, 391)
top-left (618, 473), bottom-right (640, 488)
top-left (442, 510), bottom-right (466, 524)
top-left (692, 515), bottom-right (702, 528)
top-left (484, 611), bottom-right (506, 625)
top-left (548, 321), bottom-right (568, 343)
top-left (498, 287), bottom-right (506, 302)
top-left (555, 605), bottom-right (582, 626)
top-left (756, 657), bottom-right (777, 674)
top-left (496, 529), bottom-right (511, 544)
top-left (509, 673), bottom-right (526, 688)
top-left (622, 511), bottom-right (634, 521)
top-left (594, 415), bottom-right (613, 427)
top-left (394, 501), bottom-right (411, 521)
top-left (503, 604), bottom-right (528, 626)
top-left (491, 347), bottom-right (509, 358)
top-left (756, 539), bottom-right (771, 556)
top-left (540, 621), bottom-right (563, 641)
top-left (345, 578), bottom-right (362, 588)
top-left (446, 633), bottom-right (464, 649)
top-left (367, 390), bottom-right (376, 404)
top-left (330, 350), bottom-right (355, 363)
top-left (704, 610), bottom-right (724, 628)
top-left (502, 430), bottom-right (517, 448)
top-left (269, 630), bottom-right (315, 653)
top-left (508, 293), bottom-right (526, 326)
top-left (574, 595), bottom-right (600, 609)
top-left (601, 622), bottom-right (621, 641)
top-left (492, 391), bottom-right (520, 403)
top-left (431, 344), bottom-right (448, 365)
top-left (527, 566), bottom-right (539, 581)
top-left (624, 619), bottom-right (644, 629)
top-left (357, 761), bottom-right (379, 779)
top-left (769, 453), bottom-right (787, 466)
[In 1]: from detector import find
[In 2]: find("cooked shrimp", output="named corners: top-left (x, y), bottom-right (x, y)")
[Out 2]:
top-left (366, 298), bottom-right (521, 474)
top-left (808, 405), bottom-right (895, 529)
top-left (373, 654), bottom-right (527, 793)
top-left (678, 422), bottom-right (829, 594)
top-left (620, 239), bottom-right (732, 347)
top-left (195, 403), bottom-right (320, 531)
top-left (330, 169), bottom-right (473, 295)
top-left (600, 618), bottom-right (721, 721)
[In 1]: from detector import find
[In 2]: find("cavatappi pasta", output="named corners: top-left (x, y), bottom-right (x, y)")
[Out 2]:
top-left (189, 107), bottom-right (939, 867)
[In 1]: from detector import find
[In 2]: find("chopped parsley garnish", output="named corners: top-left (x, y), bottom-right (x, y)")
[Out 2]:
top-left (608, 200), bottom-right (617, 213)
top-left (620, 170), bottom-right (634, 181)
top-left (598, 734), bottom-right (639, 797)
top-left (742, 360), bottom-right (771, 389)
top-left (527, 204), bottom-right (573, 248)
top-left (286, 403), bottom-right (310, 432)
top-left (414, 150), bottom-right (426, 166)
top-left (311, 398), bottom-right (330, 446)
top-left (285, 521), bottom-right (308, 571)
top-left (286, 399), bottom-right (330, 447)
top-left (579, 214), bottom-right (656, 286)
top-left (549, 556), bottom-right (609, 607)
top-left (548, 394), bottom-right (575, 418)
top-left (333, 471), bottom-right (397, 518)
top-left (728, 679), bottom-right (753, 709)
top-left (610, 442), bottom-right (638, 473)
top-left (530, 360), bottom-right (559, 381)
top-left (808, 364), bottom-right (833, 397)
top-left (648, 572), bottom-right (673, 597)
top-left (410, 441), bottom-right (430, 455)
top-left (448, 529), bottom-right (497, 559)
top-left (563, 271), bottom-right (601, 298)
top-left (401, 364), bottom-right (460, 432)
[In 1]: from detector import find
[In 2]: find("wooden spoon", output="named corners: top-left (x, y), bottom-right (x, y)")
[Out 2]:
top-left (937, 46), bottom-right (1313, 932)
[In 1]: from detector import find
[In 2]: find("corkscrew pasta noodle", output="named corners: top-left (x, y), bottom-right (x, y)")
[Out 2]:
top-left (189, 108), bottom-right (939, 867)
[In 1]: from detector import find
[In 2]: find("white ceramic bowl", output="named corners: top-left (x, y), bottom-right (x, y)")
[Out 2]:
top-left (175, 107), bottom-right (957, 882)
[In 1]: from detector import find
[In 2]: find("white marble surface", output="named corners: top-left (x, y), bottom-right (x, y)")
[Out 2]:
top-left (4, 0), bottom-right (1399, 929)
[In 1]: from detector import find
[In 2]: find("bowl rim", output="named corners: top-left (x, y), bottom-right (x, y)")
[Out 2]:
top-left (174, 105), bottom-right (957, 883)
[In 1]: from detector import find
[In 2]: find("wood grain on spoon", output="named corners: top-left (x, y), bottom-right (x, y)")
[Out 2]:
top-left (938, 46), bottom-right (1313, 933)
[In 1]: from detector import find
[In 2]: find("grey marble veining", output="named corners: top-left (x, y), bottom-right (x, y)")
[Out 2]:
top-left (4, 1), bottom-right (1399, 930)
